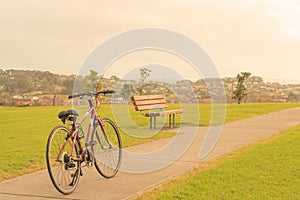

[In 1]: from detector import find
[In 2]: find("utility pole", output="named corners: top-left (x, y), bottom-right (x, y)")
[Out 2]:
top-left (53, 93), bottom-right (56, 106)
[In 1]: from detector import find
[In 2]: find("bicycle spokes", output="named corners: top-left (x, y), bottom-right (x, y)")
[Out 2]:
top-left (91, 118), bottom-right (122, 178)
top-left (46, 126), bottom-right (80, 194)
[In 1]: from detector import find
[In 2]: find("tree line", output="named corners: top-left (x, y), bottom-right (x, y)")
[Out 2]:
top-left (0, 69), bottom-right (75, 96)
top-left (2, 68), bottom-right (297, 106)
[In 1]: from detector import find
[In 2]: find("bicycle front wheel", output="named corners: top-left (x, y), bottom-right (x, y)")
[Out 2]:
top-left (46, 126), bottom-right (80, 195)
top-left (91, 118), bottom-right (122, 178)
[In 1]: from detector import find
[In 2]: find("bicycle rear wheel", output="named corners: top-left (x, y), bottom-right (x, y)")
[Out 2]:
top-left (46, 126), bottom-right (80, 194)
top-left (91, 118), bottom-right (122, 178)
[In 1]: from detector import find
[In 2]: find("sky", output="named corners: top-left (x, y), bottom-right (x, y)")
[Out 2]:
top-left (1, 0), bottom-right (300, 83)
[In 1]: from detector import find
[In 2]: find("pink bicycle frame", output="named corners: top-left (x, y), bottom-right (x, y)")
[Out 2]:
top-left (56, 102), bottom-right (110, 162)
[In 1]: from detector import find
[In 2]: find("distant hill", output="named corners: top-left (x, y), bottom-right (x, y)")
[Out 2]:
top-left (0, 69), bottom-right (75, 106)
top-left (0, 69), bottom-right (75, 95)
top-left (0, 69), bottom-right (299, 106)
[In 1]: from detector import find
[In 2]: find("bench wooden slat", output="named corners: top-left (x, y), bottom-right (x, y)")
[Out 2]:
top-left (134, 104), bottom-right (168, 111)
top-left (132, 95), bottom-right (168, 111)
top-left (133, 99), bottom-right (166, 106)
top-left (131, 95), bottom-right (164, 101)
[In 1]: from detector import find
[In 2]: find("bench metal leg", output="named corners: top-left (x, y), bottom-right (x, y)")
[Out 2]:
top-left (168, 114), bottom-right (176, 128)
top-left (149, 116), bottom-right (157, 130)
top-left (151, 113), bottom-right (179, 130)
top-left (173, 114), bottom-right (175, 127)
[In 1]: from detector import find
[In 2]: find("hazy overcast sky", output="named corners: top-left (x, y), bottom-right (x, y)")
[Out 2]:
top-left (1, 0), bottom-right (300, 83)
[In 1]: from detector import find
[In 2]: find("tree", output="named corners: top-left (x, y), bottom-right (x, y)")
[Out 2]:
top-left (233, 72), bottom-right (251, 104)
top-left (61, 78), bottom-right (75, 95)
top-left (139, 67), bottom-right (151, 83)
top-left (95, 82), bottom-right (103, 107)
top-left (84, 69), bottom-right (100, 91)
top-left (121, 83), bottom-right (135, 102)
top-left (137, 67), bottom-right (151, 95)
top-left (84, 70), bottom-right (104, 107)
top-left (287, 92), bottom-right (299, 102)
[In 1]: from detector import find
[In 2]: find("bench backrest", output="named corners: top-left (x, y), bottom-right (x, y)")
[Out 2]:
top-left (131, 95), bottom-right (168, 111)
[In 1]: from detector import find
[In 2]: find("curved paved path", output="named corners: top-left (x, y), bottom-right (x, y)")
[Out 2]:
top-left (1, 107), bottom-right (300, 200)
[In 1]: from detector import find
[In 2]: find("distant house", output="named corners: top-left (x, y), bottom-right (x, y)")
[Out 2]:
top-left (13, 95), bottom-right (23, 100)
top-left (15, 101), bottom-right (33, 107)
top-left (31, 96), bottom-right (39, 101)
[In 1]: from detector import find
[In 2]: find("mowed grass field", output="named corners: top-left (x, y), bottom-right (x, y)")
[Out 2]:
top-left (137, 125), bottom-right (300, 200)
top-left (0, 102), bottom-right (299, 181)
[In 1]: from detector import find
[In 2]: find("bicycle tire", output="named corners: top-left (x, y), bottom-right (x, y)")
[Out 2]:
top-left (91, 118), bottom-right (122, 178)
top-left (46, 126), bottom-right (80, 194)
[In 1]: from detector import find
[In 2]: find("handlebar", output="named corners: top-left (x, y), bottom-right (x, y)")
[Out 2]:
top-left (68, 90), bottom-right (115, 99)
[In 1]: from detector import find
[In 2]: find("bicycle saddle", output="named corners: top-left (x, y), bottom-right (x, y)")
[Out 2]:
top-left (58, 109), bottom-right (79, 123)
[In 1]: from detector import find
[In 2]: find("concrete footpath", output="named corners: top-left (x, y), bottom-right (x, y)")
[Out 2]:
top-left (1, 108), bottom-right (300, 200)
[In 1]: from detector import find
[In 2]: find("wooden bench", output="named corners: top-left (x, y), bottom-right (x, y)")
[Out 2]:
top-left (131, 95), bottom-right (185, 130)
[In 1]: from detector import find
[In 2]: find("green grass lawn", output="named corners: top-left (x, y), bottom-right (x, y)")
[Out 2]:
top-left (0, 102), bottom-right (299, 181)
top-left (0, 106), bottom-right (64, 181)
top-left (137, 125), bottom-right (300, 200)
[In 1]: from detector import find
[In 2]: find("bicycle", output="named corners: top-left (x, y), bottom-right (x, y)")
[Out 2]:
top-left (46, 90), bottom-right (122, 194)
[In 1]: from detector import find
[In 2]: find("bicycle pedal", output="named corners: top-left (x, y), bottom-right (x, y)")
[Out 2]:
top-left (68, 163), bottom-right (75, 168)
